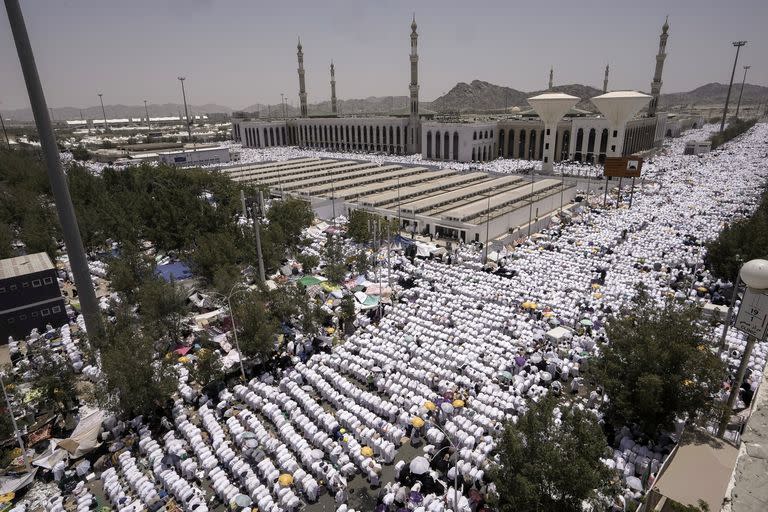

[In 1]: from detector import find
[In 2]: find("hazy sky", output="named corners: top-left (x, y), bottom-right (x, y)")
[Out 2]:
top-left (1, 0), bottom-right (766, 110)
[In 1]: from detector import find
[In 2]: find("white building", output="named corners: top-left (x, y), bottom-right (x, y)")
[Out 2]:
top-left (157, 146), bottom-right (231, 167)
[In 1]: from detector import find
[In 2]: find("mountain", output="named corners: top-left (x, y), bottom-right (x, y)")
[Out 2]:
top-left (429, 80), bottom-right (602, 113)
top-left (659, 82), bottom-right (768, 107)
top-left (241, 96), bottom-right (412, 117)
top-left (1, 103), bottom-right (233, 122)
top-left (3, 82), bottom-right (764, 122)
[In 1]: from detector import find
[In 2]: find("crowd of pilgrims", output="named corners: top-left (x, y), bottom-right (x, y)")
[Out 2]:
top-left (7, 123), bottom-right (768, 512)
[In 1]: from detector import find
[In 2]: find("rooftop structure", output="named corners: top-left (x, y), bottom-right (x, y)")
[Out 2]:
top-left (229, 158), bottom-right (575, 243)
top-left (0, 252), bottom-right (54, 280)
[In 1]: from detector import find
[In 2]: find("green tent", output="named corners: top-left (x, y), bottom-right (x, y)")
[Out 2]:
top-left (298, 275), bottom-right (325, 286)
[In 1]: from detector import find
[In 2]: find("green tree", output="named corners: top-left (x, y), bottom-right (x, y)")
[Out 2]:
top-left (99, 312), bottom-right (178, 418)
top-left (323, 234), bottom-right (347, 284)
top-left (347, 209), bottom-right (372, 243)
top-left (339, 294), bottom-right (356, 332)
top-left (490, 396), bottom-right (617, 512)
top-left (136, 277), bottom-right (188, 343)
top-left (707, 187), bottom-right (768, 281)
top-left (0, 221), bottom-right (13, 258)
top-left (26, 346), bottom-right (78, 416)
top-left (354, 250), bottom-right (371, 274)
top-left (191, 348), bottom-right (224, 386)
top-left (20, 207), bottom-right (58, 258)
top-left (296, 253), bottom-right (319, 274)
top-left (266, 197), bottom-right (313, 250)
top-left (232, 291), bottom-right (279, 359)
top-left (107, 243), bottom-right (154, 300)
top-left (71, 145), bottom-right (90, 161)
top-left (590, 286), bottom-right (725, 437)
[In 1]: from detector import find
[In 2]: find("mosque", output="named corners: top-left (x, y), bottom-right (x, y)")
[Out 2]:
top-left (231, 17), bottom-right (701, 166)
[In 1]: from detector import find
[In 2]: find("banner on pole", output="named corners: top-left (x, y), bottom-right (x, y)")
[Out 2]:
top-left (604, 156), bottom-right (643, 178)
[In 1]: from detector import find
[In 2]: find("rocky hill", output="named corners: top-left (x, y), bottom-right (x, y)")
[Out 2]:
top-left (659, 82), bottom-right (768, 107)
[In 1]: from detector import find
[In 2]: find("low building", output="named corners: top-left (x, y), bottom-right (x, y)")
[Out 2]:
top-left (0, 252), bottom-right (67, 342)
top-left (684, 140), bottom-right (711, 155)
top-left (157, 146), bottom-right (231, 167)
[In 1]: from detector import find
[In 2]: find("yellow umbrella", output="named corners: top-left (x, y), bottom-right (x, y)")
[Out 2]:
top-left (0, 492), bottom-right (15, 504)
top-left (542, 311), bottom-right (554, 318)
top-left (591, 283), bottom-right (601, 289)
top-left (278, 474), bottom-right (294, 487)
top-left (411, 417), bottom-right (425, 428)
top-left (697, 286), bottom-right (708, 293)
top-left (424, 401), bottom-right (437, 411)
top-left (178, 356), bottom-right (190, 364)
top-left (452, 399), bottom-right (465, 408)
top-left (593, 292), bottom-right (603, 299)
top-left (360, 446), bottom-right (374, 457)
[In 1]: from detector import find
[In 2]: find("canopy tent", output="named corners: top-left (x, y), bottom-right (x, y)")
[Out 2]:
top-left (57, 407), bottom-right (105, 458)
top-left (298, 275), bottom-right (327, 287)
top-left (155, 262), bottom-right (193, 282)
top-left (545, 326), bottom-right (573, 342)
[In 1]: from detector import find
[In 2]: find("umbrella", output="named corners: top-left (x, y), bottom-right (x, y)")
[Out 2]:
top-left (241, 431), bottom-right (257, 440)
top-left (625, 476), bottom-right (643, 491)
top-left (514, 356), bottom-right (526, 367)
top-left (580, 319), bottom-right (594, 326)
top-left (278, 474), bottom-right (294, 487)
top-left (424, 401), bottom-right (437, 411)
top-left (411, 417), bottom-right (425, 428)
top-left (593, 292), bottom-right (603, 299)
top-left (591, 283), bottom-right (601, 289)
top-left (452, 399), bottom-right (465, 408)
top-left (371, 366), bottom-right (383, 373)
top-left (409, 456), bottom-right (430, 475)
top-left (409, 491), bottom-right (424, 504)
top-left (244, 439), bottom-right (259, 450)
top-left (310, 448), bottom-right (324, 461)
top-left (496, 371), bottom-right (513, 381)
top-left (361, 446), bottom-right (374, 457)
top-left (440, 402), bottom-right (454, 415)
top-left (231, 494), bottom-right (252, 508)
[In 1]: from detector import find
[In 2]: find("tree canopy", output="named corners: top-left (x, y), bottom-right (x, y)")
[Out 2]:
top-left (590, 286), bottom-right (725, 437)
top-left (490, 396), bottom-right (617, 512)
top-left (706, 184), bottom-right (768, 281)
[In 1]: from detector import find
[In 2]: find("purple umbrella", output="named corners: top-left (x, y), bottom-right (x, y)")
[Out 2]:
top-left (409, 491), bottom-right (424, 504)
top-left (515, 356), bottom-right (526, 367)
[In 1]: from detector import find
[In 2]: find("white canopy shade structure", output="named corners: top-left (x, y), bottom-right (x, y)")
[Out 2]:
top-left (527, 93), bottom-right (579, 173)
top-left (590, 91), bottom-right (651, 157)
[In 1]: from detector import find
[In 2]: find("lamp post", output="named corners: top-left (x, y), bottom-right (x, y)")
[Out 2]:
top-left (178, 77), bottom-right (192, 142)
top-left (97, 93), bottom-right (108, 132)
top-left (483, 191), bottom-right (493, 264)
top-left (144, 100), bottom-right (151, 132)
top-left (1, 372), bottom-right (31, 472)
top-left (720, 41), bottom-right (747, 132)
top-left (717, 259), bottom-right (768, 438)
top-left (213, 282), bottom-right (251, 382)
top-left (734, 65), bottom-right (751, 119)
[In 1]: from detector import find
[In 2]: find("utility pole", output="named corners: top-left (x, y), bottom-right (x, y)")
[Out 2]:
top-left (178, 77), bottom-right (192, 142)
top-left (735, 65), bottom-right (751, 119)
top-left (720, 41), bottom-right (747, 132)
top-left (97, 92), bottom-right (108, 132)
top-left (5, 0), bottom-right (103, 339)
top-left (0, 111), bottom-right (9, 148)
top-left (1, 373), bottom-right (30, 472)
top-left (144, 100), bottom-right (151, 132)
top-left (240, 190), bottom-right (265, 282)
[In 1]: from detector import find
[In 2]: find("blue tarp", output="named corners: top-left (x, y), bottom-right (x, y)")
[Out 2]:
top-left (394, 235), bottom-right (415, 247)
top-left (155, 262), bottom-right (193, 282)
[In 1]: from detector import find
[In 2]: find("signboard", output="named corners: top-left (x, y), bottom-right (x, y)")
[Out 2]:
top-left (735, 288), bottom-right (768, 339)
top-left (604, 156), bottom-right (643, 178)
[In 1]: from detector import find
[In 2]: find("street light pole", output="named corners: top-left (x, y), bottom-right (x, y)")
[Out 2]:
top-left (144, 100), bottom-right (151, 132)
top-left (6, 0), bottom-right (104, 339)
top-left (734, 65), bottom-right (751, 119)
top-left (484, 193), bottom-right (492, 264)
top-left (716, 259), bottom-right (768, 439)
top-left (178, 77), bottom-right (192, 142)
top-left (0, 110), bottom-right (9, 148)
top-left (1, 372), bottom-right (31, 472)
top-left (97, 92), bottom-right (108, 132)
top-left (720, 41), bottom-right (747, 132)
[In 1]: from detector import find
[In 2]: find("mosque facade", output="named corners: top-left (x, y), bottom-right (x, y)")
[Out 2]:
top-left (232, 18), bottom-right (700, 165)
